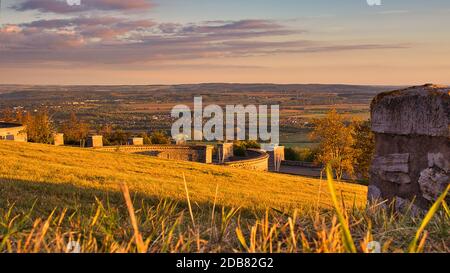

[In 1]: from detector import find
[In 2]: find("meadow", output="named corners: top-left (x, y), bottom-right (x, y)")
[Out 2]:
top-left (0, 142), bottom-right (448, 253)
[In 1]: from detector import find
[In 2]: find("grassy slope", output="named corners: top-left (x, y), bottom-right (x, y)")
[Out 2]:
top-left (0, 142), bottom-right (366, 213)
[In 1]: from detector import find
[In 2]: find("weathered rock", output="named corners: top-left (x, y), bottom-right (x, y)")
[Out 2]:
top-left (371, 84), bottom-right (449, 137)
top-left (371, 154), bottom-right (411, 184)
top-left (369, 84), bottom-right (450, 210)
top-left (368, 185), bottom-right (382, 202)
top-left (418, 168), bottom-right (449, 202)
top-left (428, 153), bottom-right (449, 172)
top-left (372, 153), bottom-right (410, 173)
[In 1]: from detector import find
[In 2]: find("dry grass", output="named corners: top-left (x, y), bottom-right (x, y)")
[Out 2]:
top-left (0, 141), bottom-right (366, 213)
top-left (0, 142), bottom-right (448, 253)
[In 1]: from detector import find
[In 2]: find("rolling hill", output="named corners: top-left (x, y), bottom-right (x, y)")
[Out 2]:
top-left (0, 141), bottom-right (367, 213)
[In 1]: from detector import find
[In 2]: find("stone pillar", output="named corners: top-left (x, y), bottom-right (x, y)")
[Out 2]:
top-left (273, 146), bottom-right (285, 172)
top-left (217, 143), bottom-right (234, 163)
top-left (54, 133), bottom-right (64, 146)
top-left (261, 144), bottom-right (285, 172)
top-left (128, 137), bottom-right (144, 146)
top-left (87, 135), bottom-right (103, 148)
top-left (369, 84), bottom-right (449, 210)
top-left (204, 145), bottom-right (214, 164)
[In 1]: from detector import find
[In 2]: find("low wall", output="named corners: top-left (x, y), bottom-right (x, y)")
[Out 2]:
top-left (94, 144), bottom-right (213, 164)
top-left (281, 160), bottom-right (322, 168)
top-left (0, 123), bottom-right (27, 142)
top-left (223, 149), bottom-right (269, 171)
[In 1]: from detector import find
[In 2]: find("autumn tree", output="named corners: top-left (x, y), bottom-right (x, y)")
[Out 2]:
top-left (62, 112), bottom-right (90, 146)
top-left (23, 109), bottom-right (55, 144)
top-left (351, 120), bottom-right (375, 180)
top-left (310, 109), bottom-right (355, 181)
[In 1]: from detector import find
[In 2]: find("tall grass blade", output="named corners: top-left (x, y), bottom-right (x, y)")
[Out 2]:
top-left (120, 182), bottom-right (147, 253)
top-left (326, 164), bottom-right (357, 253)
top-left (183, 173), bottom-right (196, 229)
top-left (408, 184), bottom-right (450, 253)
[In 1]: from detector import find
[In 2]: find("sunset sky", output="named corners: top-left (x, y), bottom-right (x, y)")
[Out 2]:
top-left (0, 0), bottom-right (449, 85)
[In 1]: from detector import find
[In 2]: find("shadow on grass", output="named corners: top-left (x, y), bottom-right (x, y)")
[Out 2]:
top-left (0, 177), bottom-right (267, 220)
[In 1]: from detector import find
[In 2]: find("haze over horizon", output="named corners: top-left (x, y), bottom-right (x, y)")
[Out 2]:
top-left (1, 0), bottom-right (449, 85)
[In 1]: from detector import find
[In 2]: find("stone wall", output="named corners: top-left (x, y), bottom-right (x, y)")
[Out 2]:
top-left (0, 123), bottom-right (27, 142)
top-left (95, 144), bottom-right (214, 164)
top-left (369, 84), bottom-right (449, 210)
top-left (223, 149), bottom-right (269, 171)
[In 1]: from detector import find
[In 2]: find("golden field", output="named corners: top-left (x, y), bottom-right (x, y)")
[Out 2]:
top-left (0, 141), bottom-right (447, 253)
top-left (0, 141), bottom-right (366, 213)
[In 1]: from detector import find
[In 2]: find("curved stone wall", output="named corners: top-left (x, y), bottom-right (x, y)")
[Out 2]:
top-left (223, 149), bottom-right (269, 171)
top-left (94, 144), bottom-right (213, 164)
top-left (94, 144), bottom-right (268, 171)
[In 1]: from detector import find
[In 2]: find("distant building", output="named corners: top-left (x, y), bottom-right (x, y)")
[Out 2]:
top-left (0, 122), bottom-right (27, 142)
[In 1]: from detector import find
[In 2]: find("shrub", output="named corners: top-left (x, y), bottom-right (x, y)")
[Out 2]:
top-left (233, 140), bottom-right (261, 157)
top-left (285, 147), bottom-right (317, 162)
top-left (150, 131), bottom-right (171, 145)
top-left (233, 141), bottom-right (247, 157)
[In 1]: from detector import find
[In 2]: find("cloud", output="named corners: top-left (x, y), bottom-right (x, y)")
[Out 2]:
top-left (20, 17), bottom-right (155, 41)
top-left (0, 18), bottom-right (410, 66)
top-left (13, 0), bottom-right (154, 13)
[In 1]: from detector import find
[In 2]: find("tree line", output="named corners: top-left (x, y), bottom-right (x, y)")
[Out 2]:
top-left (0, 109), bottom-right (171, 146)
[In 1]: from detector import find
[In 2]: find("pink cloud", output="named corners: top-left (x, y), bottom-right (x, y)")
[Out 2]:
top-left (14, 0), bottom-right (154, 13)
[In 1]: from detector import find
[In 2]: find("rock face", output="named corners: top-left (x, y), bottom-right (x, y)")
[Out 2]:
top-left (369, 84), bottom-right (449, 209)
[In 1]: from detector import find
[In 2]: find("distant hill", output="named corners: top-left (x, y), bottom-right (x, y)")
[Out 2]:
top-left (0, 83), bottom-right (400, 96)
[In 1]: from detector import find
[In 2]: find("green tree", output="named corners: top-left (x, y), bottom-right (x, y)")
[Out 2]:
top-left (310, 109), bottom-right (355, 181)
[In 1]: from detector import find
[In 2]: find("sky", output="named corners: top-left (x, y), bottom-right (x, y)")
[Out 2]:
top-left (0, 0), bottom-right (449, 85)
